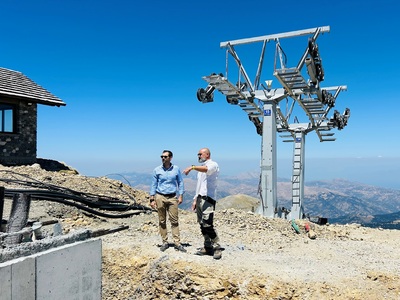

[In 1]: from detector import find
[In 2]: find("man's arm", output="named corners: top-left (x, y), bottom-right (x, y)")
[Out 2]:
top-left (182, 164), bottom-right (208, 175)
top-left (176, 167), bottom-right (184, 205)
top-left (149, 169), bottom-right (158, 204)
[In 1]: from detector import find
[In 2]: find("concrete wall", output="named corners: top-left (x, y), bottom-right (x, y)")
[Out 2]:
top-left (0, 238), bottom-right (102, 300)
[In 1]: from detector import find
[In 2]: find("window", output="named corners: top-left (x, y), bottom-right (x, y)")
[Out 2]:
top-left (0, 103), bottom-right (15, 133)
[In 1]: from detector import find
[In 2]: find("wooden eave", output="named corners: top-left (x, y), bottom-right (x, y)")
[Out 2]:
top-left (0, 67), bottom-right (66, 107)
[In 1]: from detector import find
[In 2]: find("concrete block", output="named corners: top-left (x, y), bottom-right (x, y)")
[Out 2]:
top-left (0, 263), bottom-right (12, 300)
top-left (0, 256), bottom-right (35, 300)
top-left (35, 238), bottom-right (102, 300)
top-left (12, 257), bottom-right (36, 300)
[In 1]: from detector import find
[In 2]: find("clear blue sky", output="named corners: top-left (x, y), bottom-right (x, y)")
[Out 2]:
top-left (1, 0), bottom-right (399, 189)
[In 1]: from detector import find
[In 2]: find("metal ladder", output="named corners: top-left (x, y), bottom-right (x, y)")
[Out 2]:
top-left (274, 67), bottom-right (309, 93)
top-left (292, 138), bottom-right (301, 207)
top-left (203, 74), bottom-right (263, 117)
top-left (291, 132), bottom-right (304, 219)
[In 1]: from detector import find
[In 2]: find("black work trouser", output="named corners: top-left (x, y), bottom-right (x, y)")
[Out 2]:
top-left (196, 195), bottom-right (219, 248)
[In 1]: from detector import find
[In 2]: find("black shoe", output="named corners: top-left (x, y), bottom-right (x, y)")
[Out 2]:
top-left (174, 244), bottom-right (187, 253)
top-left (160, 243), bottom-right (169, 252)
top-left (195, 247), bottom-right (213, 256)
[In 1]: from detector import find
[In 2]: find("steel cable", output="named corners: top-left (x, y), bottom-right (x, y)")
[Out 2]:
top-left (0, 170), bottom-right (153, 218)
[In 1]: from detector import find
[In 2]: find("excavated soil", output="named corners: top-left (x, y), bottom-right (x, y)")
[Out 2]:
top-left (1, 161), bottom-right (400, 299)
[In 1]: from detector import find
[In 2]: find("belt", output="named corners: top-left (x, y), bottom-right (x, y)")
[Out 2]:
top-left (156, 192), bottom-right (176, 198)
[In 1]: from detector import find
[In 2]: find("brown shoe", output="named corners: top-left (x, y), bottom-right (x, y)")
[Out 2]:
top-left (195, 247), bottom-right (213, 256)
top-left (213, 248), bottom-right (222, 260)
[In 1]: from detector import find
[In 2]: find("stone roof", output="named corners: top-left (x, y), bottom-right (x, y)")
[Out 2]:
top-left (0, 67), bottom-right (66, 106)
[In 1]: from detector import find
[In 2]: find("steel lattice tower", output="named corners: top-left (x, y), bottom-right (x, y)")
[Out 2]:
top-left (197, 26), bottom-right (350, 219)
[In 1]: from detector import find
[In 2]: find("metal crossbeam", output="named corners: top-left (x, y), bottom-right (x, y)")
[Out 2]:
top-left (220, 26), bottom-right (330, 47)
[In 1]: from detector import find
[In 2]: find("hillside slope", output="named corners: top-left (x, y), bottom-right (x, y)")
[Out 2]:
top-left (1, 161), bottom-right (400, 299)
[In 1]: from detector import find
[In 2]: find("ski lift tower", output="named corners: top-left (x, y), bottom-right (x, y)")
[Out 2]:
top-left (197, 26), bottom-right (350, 219)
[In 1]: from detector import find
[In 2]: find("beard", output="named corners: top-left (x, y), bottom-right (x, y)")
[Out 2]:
top-left (198, 158), bottom-right (206, 163)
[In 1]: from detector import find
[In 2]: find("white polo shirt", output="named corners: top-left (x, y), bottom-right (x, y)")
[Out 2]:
top-left (195, 159), bottom-right (219, 200)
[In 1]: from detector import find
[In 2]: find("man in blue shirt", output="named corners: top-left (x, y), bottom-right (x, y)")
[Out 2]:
top-left (150, 150), bottom-right (186, 252)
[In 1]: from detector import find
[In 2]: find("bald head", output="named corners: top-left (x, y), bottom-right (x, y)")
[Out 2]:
top-left (198, 148), bottom-right (211, 163)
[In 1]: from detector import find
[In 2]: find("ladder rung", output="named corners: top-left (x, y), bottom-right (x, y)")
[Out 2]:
top-left (309, 110), bottom-right (326, 114)
top-left (303, 104), bottom-right (323, 109)
top-left (320, 133), bottom-right (334, 136)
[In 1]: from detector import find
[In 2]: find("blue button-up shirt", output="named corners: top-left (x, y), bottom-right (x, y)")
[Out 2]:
top-left (150, 164), bottom-right (184, 196)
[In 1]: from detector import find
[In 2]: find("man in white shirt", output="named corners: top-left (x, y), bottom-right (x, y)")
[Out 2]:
top-left (183, 147), bottom-right (221, 259)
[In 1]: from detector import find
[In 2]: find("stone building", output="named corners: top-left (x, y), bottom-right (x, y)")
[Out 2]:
top-left (0, 67), bottom-right (66, 165)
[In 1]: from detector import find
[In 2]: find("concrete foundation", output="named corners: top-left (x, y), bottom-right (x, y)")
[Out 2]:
top-left (0, 238), bottom-right (102, 300)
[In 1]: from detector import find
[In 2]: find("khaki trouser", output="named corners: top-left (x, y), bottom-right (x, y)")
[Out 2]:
top-left (155, 194), bottom-right (180, 245)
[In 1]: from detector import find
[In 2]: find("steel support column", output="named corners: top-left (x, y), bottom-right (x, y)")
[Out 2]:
top-left (258, 102), bottom-right (278, 217)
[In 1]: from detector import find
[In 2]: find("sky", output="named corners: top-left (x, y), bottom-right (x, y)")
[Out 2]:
top-left (1, 0), bottom-right (399, 189)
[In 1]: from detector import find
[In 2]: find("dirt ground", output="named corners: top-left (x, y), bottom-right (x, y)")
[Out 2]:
top-left (1, 162), bottom-right (400, 299)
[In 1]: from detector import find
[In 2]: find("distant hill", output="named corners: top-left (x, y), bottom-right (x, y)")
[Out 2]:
top-left (330, 210), bottom-right (400, 229)
top-left (108, 172), bottom-right (400, 229)
top-left (216, 194), bottom-right (260, 212)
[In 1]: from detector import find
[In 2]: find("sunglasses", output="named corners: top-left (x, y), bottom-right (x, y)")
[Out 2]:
top-left (160, 155), bottom-right (170, 159)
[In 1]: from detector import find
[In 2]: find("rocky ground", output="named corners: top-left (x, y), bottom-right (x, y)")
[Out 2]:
top-left (1, 160), bottom-right (400, 299)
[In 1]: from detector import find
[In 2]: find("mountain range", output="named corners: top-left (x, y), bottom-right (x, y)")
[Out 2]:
top-left (107, 171), bottom-right (400, 229)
